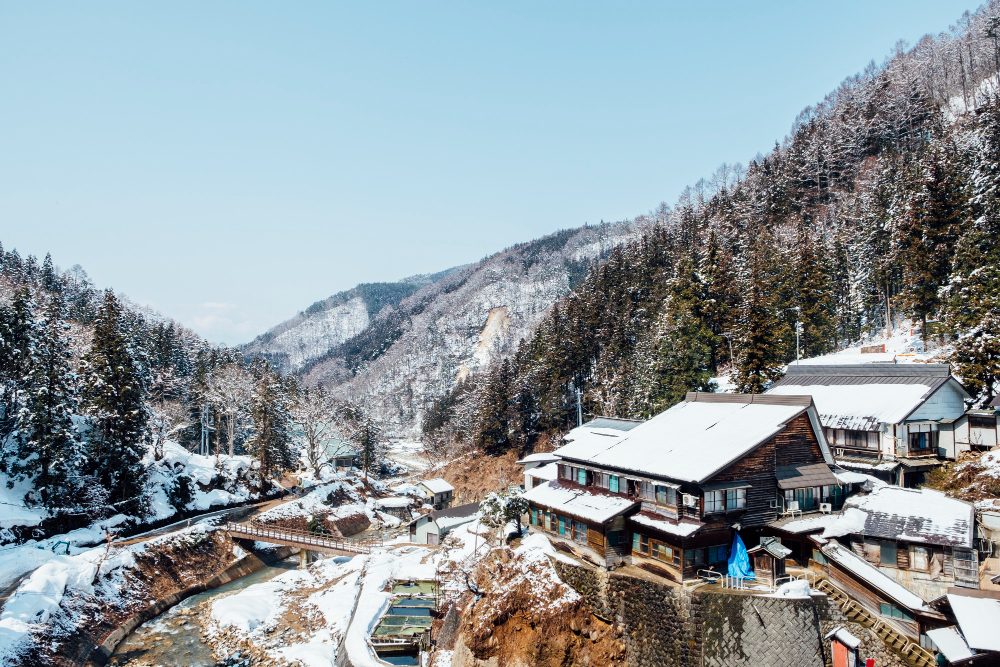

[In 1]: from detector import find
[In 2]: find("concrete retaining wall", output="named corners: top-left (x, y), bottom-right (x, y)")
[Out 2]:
top-left (84, 544), bottom-right (297, 667)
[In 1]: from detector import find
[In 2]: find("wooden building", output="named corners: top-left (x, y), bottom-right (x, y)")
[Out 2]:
top-left (767, 364), bottom-right (972, 488)
top-left (748, 537), bottom-right (791, 587)
top-left (522, 392), bottom-right (837, 580)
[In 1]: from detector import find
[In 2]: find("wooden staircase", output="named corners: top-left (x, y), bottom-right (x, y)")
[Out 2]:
top-left (815, 579), bottom-right (935, 667)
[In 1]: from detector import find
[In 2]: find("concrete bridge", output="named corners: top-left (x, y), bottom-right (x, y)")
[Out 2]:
top-left (225, 521), bottom-right (382, 557)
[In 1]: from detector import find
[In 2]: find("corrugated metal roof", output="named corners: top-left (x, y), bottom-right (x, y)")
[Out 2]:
top-left (583, 417), bottom-right (644, 431)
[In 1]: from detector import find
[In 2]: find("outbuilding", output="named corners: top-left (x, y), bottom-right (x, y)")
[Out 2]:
top-left (408, 502), bottom-right (480, 546)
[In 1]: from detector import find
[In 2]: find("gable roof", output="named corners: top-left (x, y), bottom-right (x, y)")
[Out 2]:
top-left (553, 393), bottom-right (830, 484)
top-left (419, 478), bottom-right (454, 494)
top-left (947, 593), bottom-right (1000, 652)
top-left (822, 542), bottom-right (927, 609)
top-left (768, 364), bottom-right (970, 430)
top-left (408, 501), bottom-right (480, 528)
top-left (822, 486), bottom-right (974, 548)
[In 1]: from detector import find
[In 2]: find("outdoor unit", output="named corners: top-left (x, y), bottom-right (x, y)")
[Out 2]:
top-left (682, 494), bottom-right (698, 508)
top-left (819, 503), bottom-right (832, 514)
top-left (835, 448), bottom-right (845, 457)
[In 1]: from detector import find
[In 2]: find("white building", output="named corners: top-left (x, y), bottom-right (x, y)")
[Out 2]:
top-left (768, 364), bottom-right (971, 487)
top-left (418, 478), bottom-right (455, 510)
top-left (408, 502), bottom-right (479, 546)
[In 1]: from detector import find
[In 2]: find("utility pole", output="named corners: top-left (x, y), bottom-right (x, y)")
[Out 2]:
top-left (576, 387), bottom-right (583, 427)
top-left (795, 306), bottom-right (802, 362)
top-left (200, 404), bottom-right (210, 457)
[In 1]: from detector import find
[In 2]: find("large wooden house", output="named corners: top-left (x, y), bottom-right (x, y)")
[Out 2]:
top-left (522, 392), bottom-right (837, 582)
top-left (767, 364), bottom-right (972, 487)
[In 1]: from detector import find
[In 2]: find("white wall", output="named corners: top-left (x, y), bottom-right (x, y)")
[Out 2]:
top-left (412, 516), bottom-right (438, 544)
top-left (908, 382), bottom-right (968, 422)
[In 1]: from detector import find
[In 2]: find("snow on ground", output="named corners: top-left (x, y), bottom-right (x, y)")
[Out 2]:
top-left (386, 440), bottom-right (428, 474)
top-left (146, 441), bottom-right (273, 520)
top-left (0, 514), bottom-right (129, 590)
top-left (0, 522), bottom-right (222, 665)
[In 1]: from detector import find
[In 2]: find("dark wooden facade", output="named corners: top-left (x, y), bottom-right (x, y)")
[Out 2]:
top-left (528, 395), bottom-right (832, 579)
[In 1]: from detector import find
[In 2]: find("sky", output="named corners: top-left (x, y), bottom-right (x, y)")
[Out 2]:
top-left (0, 1), bottom-right (977, 345)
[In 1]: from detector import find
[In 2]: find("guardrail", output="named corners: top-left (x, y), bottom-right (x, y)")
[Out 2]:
top-left (225, 521), bottom-right (382, 554)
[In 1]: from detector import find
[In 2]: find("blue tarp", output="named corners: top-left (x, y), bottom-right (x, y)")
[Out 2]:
top-left (727, 534), bottom-right (755, 580)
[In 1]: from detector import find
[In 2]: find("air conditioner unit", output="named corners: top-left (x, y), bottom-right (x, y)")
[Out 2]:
top-left (835, 448), bottom-right (845, 457)
top-left (819, 503), bottom-right (832, 514)
top-left (682, 494), bottom-right (698, 508)
top-left (787, 500), bottom-right (800, 511)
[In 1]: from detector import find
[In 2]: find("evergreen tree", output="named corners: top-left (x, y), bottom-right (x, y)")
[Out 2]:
top-left (733, 235), bottom-right (785, 393)
top-left (473, 358), bottom-right (514, 455)
top-left (10, 294), bottom-right (79, 508)
top-left (0, 289), bottom-right (35, 448)
top-left (792, 221), bottom-right (834, 359)
top-left (41, 253), bottom-right (59, 293)
top-left (247, 366), bottom-right (294, 479)
top-left (82, 289), bottom-right (150, 511)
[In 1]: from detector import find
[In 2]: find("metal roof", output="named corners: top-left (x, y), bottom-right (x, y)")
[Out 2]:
top-left (775, 463), bottom-right (839, 490)
top-left (583, 416), bottom-right (644, 431)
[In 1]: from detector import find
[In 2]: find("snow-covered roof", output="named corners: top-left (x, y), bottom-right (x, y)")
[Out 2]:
top-left (748, 536), bottom-right (792, 559)
top-left (630, 511), bottom-right (703, 537)
top-left (822, 542), bottom-right (927, 609)
top-left (772, 513), bottom-right (841, 534)
top-left (926, 627), bottom-right (976, 663)
top-left (822, 487), bottom-right (973, 548)
top-left (948, 594), bottom-right (1000, 652)
top-left (768, 364), bottom-right (968, 430)
top-left (791, 353), bottom-right (898, 366)
top-left (523, 481), bottom-right (636, 524)
top-left (526, 462), bottom-right (559, 482)
top-left (832, 470), bottom-right (870, 485)
top-left (825, 627), bottom-right (862, 649)
top-left (516, 452), bottom-right (562, 465)
top-left (560, 426), bottom-right (627, 459)
top-left (581, 417), bottom-right (643, 431)
top-left (419, 478), bottom-right (454, 494)
top-left (554, 393), bottom-right (829, 483)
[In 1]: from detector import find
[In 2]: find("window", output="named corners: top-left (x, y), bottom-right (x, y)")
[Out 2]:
top-left (706, 489), bottom-right (744, 513)
top-left (827, 428), bottom-right (878, 450)
top-left (558, 516), bottom-right (566, 536)
top-left (821, 485), bottom-right (845, 510)
top-left (708, 545), bottom-right (728, 563)
top-left (632, 533), bottom-right (642, 553)
top-left (530, 508), bottom-right (537, 526)
top-left (607, 530), bottom-right (624, 546)
top-left (573, 520), bottom-right (587, 543)
top-left (577, 468), bottom-right (587, 485)
top-left (655, 544), bottom-right (673, 562)
top-left (559, 465), bottom-right (571, 480)
top-left (596, 473), bottom-right (609, 489)
top-left (908, 425), bottom-right (938, 452)
top-left (684, 549), bottom-right (706, 567)
top-left (638, 481), bottom-right (655, 500)
top-left (653, 485), bottom-right (676, 505)
top-left (911, 546), bottom-right (929, 571)
top-left (880, 541), bottom-right (897, 566)
top-left (609, 475), bottom-right (620, 493)
top-left (812, 549), bottom-right (828, 565)
top-left (543, 511), bottom-right (551, 530)
top-left (640, 535), bottom-right (649, 554)
top-left (971, 415), bottom-right (996, 429)
top-left (705, 490), bottom-right (725, 513)
top-left (880, 603), bottom-right (915, 622)
top-left (786, 487), bottom-right (818, 511)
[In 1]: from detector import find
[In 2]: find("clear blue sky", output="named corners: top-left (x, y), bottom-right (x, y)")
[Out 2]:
top-left (0, 2), bottom-right (975, 345)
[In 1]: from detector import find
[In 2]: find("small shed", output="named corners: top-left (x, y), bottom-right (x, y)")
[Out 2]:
top-left (825, 626), bottom-right (861, 667)
top-left (325, 440), bottom-right (359, 469)
top-left (747, 537), bottom-right (791, 587)
top-left (409, 502), bottom-right (480, 545)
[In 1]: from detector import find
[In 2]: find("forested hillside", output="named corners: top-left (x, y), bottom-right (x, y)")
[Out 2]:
top-left (429, 6), bottom-right (1000, 455)
top-left (0, 247), bottom-right (298, 538)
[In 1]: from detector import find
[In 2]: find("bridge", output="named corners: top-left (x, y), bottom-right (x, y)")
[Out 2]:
top-left (225, 521), bottom-right (382, 556)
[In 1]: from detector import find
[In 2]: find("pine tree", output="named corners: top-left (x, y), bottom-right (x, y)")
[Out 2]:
top-left (474, 358), bottom-right (514, 455)
top-left (733, 235), bottom-right (785, 393)
top-left (247, 366), bottom-right (294, 479)
top-left (82, 289), bottom-right (150, 512)
top-left (0, 289), bottom-right (35, 448)
top-left (41, 253), bottom-right (59, 293)
top-left (10, 294), bottom-right (79, 508)
top-left (792, 221), bottom-right (835, 359)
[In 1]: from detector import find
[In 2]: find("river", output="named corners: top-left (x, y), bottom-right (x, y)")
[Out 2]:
top-left (109, 556), bottom-right (300, 667)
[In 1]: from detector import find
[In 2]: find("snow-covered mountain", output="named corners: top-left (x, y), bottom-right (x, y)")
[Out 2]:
top-left (247, 221), bottom-right (645, 432)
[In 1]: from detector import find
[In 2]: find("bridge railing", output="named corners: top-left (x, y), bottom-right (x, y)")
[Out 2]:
top-left (225, 521), bottom-right (383, 554)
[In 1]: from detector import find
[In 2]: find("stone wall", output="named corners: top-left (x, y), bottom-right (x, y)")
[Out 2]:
top-left (813, 595), bottom-right (909, 667)
top-left (610, 575), bottom-right (702, 667)
top-left (700, 593), bottom-right (823, 667)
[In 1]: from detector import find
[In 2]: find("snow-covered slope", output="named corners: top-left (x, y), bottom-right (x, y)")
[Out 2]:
top-left (282, 221), bottom-right (644, 433)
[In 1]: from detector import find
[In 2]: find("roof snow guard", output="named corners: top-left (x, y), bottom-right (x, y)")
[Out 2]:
top-left (552, 392), bottom-right (830, 484)
top-left (768, 364), bottom-right (969, 430)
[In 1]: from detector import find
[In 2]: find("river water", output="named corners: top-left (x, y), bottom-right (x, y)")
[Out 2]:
top-left (110, 556), bottom-right (300, 667)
